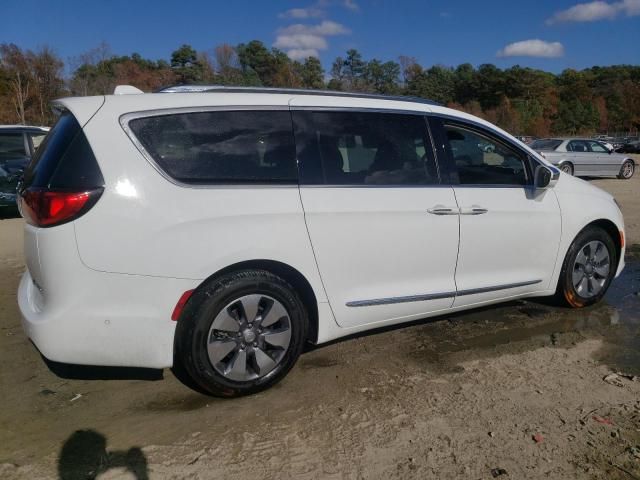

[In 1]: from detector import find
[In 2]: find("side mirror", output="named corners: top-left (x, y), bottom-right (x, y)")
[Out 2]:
top-left (534, 165), bottom-right (553, 189)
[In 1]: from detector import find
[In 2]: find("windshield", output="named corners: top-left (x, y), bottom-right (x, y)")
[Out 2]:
top-left (530, 139), bottom-right (562, 151)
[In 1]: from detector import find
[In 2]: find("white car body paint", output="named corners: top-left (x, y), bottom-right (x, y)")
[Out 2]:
top-left (18, 91), bottom-right (626, 368)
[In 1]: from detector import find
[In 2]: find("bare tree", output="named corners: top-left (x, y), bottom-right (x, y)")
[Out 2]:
top-left (0, 44), bottom-right (31, 124)
top-left (398, 55), bottom-right (417, 86)
top-left (30, 46), bottom-right (64, 124)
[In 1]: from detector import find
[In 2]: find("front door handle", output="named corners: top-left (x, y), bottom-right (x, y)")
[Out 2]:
top-left (460, 206), bottom-right (488, 215)
top-left (427, 205), bottom-right (459, 215)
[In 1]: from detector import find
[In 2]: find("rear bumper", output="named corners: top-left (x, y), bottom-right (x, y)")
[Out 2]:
top-left (18, 267), bottom-right (197, 369)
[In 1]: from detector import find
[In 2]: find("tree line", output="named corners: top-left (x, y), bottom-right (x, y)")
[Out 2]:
top-left (1, 40), bottom-right (639, 136)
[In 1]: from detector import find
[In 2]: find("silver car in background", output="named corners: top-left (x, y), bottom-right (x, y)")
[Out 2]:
top-left (531, 138), bottom-right (635, 179)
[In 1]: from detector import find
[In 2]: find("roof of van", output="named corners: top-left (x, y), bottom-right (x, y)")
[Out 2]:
top-left (154, 85), bottom-right (442, 107)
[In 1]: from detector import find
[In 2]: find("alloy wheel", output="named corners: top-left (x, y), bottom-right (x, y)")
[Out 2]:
top-left (206, 294), bottom-right (292, 381)
top-left (571, 240), bottom-right (610, 299)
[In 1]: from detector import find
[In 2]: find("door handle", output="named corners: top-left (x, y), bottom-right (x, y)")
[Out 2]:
top-left (459, 206), bottom-right (488, 215)
top-left (427, 205), bottom-right (459, 215)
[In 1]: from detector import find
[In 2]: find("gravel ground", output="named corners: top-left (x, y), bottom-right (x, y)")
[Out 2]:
top-left (1, 163), bottom-right (639, 479)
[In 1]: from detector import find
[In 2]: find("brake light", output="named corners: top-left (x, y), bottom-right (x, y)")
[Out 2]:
top-left (19, 188), bottom-right (103, 227)
top-left (171, 290), bottom-right (195, 321)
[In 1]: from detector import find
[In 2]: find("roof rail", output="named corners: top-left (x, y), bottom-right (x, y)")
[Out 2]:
top-left (155, 84), bottom-right (441, 106)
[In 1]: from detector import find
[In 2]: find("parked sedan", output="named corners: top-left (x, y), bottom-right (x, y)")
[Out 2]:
top-left (616, 139), bottom-right (640, 154)
top-left (530, 138), bottom-right (635, 179)
top-left (0, 125), bottom-right (49, 210)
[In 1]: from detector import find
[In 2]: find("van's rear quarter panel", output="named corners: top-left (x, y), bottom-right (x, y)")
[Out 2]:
top-left (73, 105), bottom-right (327, 301)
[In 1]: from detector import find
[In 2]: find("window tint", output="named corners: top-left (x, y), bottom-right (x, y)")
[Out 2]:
top-left (0, 133), bottom-right (26, 159)
top-left (293, 111), bottom-right (437, 185)
top-left (588, 141), bottom-right (608, 153)
top-left (129, 111), bottom-right (297, 184)
top-left (443, 124), bottom-right (529, 186)
top-left (22, 112), bottom-right (104, 190)
top-left (567, 140), bottom-right (588, 152)
top-left (530, 139), bottom-right (562, 151)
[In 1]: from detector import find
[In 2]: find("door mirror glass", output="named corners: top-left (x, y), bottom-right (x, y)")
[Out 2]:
top-left (534, 165), bottom-right (552, 189)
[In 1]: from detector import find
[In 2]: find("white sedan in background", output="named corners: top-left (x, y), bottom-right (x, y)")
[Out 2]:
top-left (531, 137), bottom-right (635, 179)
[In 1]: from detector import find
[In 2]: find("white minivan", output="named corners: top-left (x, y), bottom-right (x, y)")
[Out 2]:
top-left (18, 86), bottom-right (625, 397)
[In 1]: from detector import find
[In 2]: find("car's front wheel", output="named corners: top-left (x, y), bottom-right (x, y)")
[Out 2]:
top-left (174, 270), bottom-right (308, 397)
top-left (618, 160), bottom-right (635, 179)
top-left (556, 227), bottom-right (617, 308)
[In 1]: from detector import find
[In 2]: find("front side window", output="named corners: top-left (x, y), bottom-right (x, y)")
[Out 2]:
top-left (128, 111), bottom-right (297, 185)
top-left (443, 124), bottom-right (529, 186)
top-left (588, 141), bottom-right (608, 153)
top-left (293, 111), bottom-right (438, 186)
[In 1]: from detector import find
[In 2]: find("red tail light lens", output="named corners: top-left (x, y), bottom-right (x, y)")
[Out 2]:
top-left (19, 188), bottom-right (103, 227)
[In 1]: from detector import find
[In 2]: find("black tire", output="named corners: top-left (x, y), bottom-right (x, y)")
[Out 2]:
top-left (556, 227), bottom-right (617, 308)
top-left (174, 269), bottom-right (307, 397)
top-left (617, 160), bottom-right (635, 179)
top-left (560, 162), bottom-right (574, 176)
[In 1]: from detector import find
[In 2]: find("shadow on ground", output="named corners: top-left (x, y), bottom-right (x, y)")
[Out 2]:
top-left (58, 430), bottom-right (148, 480)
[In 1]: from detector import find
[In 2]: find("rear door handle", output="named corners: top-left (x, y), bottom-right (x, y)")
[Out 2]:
top-left (459, 206), bottom-right (488, 215)
top-left (427, 205), bottom-right (459, 215)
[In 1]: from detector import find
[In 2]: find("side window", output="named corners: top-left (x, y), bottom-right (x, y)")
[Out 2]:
top-left (568, 140), bottom-right (588, 152)
top-left (443, 124), bottom-right (529, 186)
top-left (293, 111), bottom-right (438, 186)
top-left (0, 133), bottom-right (27, 159)
top-left (30, 133), bottom-right (47, 151)
top-left (588, 141), bottom-right (608, 153)
top-left (128, 111), bottom-right (297, 184)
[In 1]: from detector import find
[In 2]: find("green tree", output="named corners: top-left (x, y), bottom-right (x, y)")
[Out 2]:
top-left (170, 44), bottom-right (205, 83)
top-left (298, 57), bottom-right (324, 89)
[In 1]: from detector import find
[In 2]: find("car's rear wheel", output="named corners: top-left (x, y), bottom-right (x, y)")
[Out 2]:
top-left (556, 227), bottom-right (617, 308)
top-left (560, 162), bottom-right (574, 175)
top-left (174, 270), bottom-right (307, 397)
top-left (618, 160), bottom-right (634, 179)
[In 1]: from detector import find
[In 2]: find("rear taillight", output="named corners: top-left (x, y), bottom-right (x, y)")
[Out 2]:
top-left (19, 187), bottom-right (103, 227)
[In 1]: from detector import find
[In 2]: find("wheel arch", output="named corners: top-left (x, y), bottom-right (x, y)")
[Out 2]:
top-left (558, 159), bottom-right (573, 169)
top-left (193, 259), bottom-right (320, 344)
top-left (578, 219), bottom-right (622, 270)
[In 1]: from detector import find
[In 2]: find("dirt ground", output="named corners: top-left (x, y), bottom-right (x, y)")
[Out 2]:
top-left (1, 164), bottom-right (640, 479)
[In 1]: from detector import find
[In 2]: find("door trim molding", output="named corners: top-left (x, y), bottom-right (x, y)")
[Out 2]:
top-left (456, 279), bottom-right (542, 297)
top-left (346, 291), bottom-right (455, 307)
top-left (345, 279), bottom-right (542, 307)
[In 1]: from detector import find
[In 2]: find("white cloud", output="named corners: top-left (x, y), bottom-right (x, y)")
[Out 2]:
top-left (287, 49), bottom-right (321, 60)
top-left (274, 20), bottom-right (351, 60)
top-left (278, 7), bottom-right (324, 19)
top-left (497, 39), bottom-right (565, 58)
top-left (546, 0), bottom-right (640, 24)
top-left (343, 0), bottom-right (359, 11)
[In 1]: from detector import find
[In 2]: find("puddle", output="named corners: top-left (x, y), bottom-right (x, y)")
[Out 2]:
top-left (406, 258), bottom-right (640, 375)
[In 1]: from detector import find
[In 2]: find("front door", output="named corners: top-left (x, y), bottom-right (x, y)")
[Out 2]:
top-left (291, 108), bottom-right (460, 328)
top-left (433, 118), bottom-right (562, 308)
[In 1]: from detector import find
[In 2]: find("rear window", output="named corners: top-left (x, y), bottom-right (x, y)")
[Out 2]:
top-left (128, 110), bottom-right (297, 185)
top-left (530, 139), bottom-right (562, 151)
top-left (22, 112), bottom-right (104, 189)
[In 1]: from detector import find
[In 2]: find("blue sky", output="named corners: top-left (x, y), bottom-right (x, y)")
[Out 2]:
top-left (3, 0), bottom-right (640, 73)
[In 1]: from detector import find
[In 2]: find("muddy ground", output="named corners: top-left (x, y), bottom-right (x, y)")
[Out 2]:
top-left (1, 166), bottom-right (640, 479)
